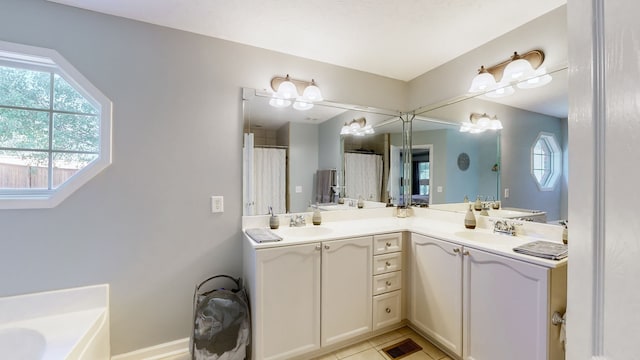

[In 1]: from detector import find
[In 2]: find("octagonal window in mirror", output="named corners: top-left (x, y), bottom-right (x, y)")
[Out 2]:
top-left (531, 132), bottom-right (561, 191)
top-left (0, 40), bottom-right (112, 209)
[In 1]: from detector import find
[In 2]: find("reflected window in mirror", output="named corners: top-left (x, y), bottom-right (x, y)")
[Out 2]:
top-left (531, 132), bottom-right (561, 191)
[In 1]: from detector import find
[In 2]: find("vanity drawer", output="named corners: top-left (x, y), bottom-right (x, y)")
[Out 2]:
top-left (373, 290), bottom-right (402, 331)
top-left (373, 253), bottom-right (402, 275)
top-left (373, 271), bottom-right (402, 295)
top-left (373, 233), bottom-right (403, 255)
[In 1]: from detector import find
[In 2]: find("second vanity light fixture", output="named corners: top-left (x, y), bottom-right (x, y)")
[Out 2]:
top-left (269, 74), bottom-right (323, 110)
top-left (340, 117), bottom-right (374, 136)
top-left (460, 113), bottom-right (503, 133)
top-left (468, 49), bottom-right (552, 98)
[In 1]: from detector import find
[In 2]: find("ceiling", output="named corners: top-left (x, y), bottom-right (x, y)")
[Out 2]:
top-left (47, 0), bottom-right (566, 82)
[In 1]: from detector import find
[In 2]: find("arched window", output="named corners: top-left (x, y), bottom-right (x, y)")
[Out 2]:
top-left (0, 41), bottom-right (112, 209)
top-left (531, 132), bottom-right (561, 191)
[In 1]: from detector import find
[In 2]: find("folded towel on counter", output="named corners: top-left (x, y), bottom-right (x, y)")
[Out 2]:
top-left (245, 228), bottom-right (282, 243)
top-left (513, 241), bottom-right (568, 260)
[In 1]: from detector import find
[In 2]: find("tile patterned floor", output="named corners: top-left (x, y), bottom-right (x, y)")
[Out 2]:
top-left (312, 326), bottom-right (454, 360)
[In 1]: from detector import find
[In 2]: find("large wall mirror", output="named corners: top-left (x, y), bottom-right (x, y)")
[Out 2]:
top-left (243, 6), bottom-right (568, 223)
top-left (412, 66), bottom-right (568, 222)
top-left (242, 88), bottom-right (403, 215)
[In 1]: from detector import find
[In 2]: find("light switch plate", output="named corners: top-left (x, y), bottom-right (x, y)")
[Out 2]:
top-left (504, 188), bottom-right (510, 198)
top-left (211, 196), bottom-right (224, 213)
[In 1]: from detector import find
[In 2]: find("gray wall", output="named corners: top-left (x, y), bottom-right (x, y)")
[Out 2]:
top-left (0, 0), bottom-right (407, 355)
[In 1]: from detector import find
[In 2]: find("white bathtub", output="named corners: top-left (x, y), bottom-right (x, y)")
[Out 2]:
top-left (0, 284), bottom-right (110, 359)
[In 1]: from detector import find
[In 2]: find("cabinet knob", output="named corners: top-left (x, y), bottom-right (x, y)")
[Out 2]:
top-left (453, 248), bottom-right (460, 254)
top-left (324, 245), bottom-right (330, 250)
top-left (463, 250), bottom-right (470, 256)
top-left (386, 280), bottom-right (392, 286)
top-left (315, 245), bottom-right (321, 251)
top-left (385, 261), bottom-right (391, 267)
top-left (386, 242), bottom-right (392, 247)
top-left (385, 307), bottom-right (392, 314)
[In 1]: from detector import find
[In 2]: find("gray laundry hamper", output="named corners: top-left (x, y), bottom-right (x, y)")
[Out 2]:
top-left (191, 275), bottom-right (251, 360)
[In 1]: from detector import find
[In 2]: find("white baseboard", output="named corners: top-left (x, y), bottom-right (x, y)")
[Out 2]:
top-left (111, 338), bottom-right (190, 360)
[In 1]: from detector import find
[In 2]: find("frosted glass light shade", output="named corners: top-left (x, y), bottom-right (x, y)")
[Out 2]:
top-left (503, 58), bottom-right (535, 81)
top-left (276, 80), bottom-right (299, 99)
top-left (293, 99), bottom-right (313, 111)
top-left (302, 84), bottom-right (323, 101)
top-left (489, 119), bottom-right (503, 130)
top-left (485, 85), bottom-right (515, 98)
top-left (269, 96), bottom-right (291, 108)
top-left (517, 66), bottom-right (553, 89)
top-left (469, 71), bottom-right (497, 93)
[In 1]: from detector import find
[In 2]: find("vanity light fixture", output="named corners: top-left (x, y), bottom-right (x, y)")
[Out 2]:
top-left (460, 113), bottom-right (503, 133)
top-left (340, 117), bottom-right (375, 136)
top-left (468, 50), bottom-right (552, 98)
top-left (269, 75), bottom-right (323, 111)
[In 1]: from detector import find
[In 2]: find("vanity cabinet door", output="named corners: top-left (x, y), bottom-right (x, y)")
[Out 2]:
top-left (408, 233), bottom-right (463, 357)
top-left (462, 248), bottom-right (549, 360)
top-left (254, 243), bottom-right (321, 360)
top-left (321, 236), bottom-right (373, 346)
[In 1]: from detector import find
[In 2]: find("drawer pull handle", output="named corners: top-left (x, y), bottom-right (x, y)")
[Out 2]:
top-left (385, 261), bottom-right (391, 267)
top-left (386, 280), bottom-right (392, 286)
top-left (386, 307), bottom-right (391, 314)
top-left (386, 242), bottom-right (392, 247)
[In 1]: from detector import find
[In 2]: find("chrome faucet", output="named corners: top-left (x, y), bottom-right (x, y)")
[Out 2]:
top-left (493, 219), bottom-right (519, 236)
top-left (289, 214), bottom-right (306, 227)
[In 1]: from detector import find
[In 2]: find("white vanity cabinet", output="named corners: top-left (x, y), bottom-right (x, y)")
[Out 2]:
top-left (408, 234), bottom-right (463, 356)
top-left (409, 233), bottom-right (567, 360)
top-left (245, 242), bottom-right (322, 360)
top-left (243, 235), bottom-right (373, 360)
top-left (321, 236), bottom-right (373, 346)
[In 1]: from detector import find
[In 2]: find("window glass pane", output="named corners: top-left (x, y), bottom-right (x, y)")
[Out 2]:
top-left (0, 150), bottom-right (48, 189)
top-left (52, 113), bottom-right (99, 152)
top-left (53, 74), bottom-right (97, 114)
top-left (0, 65), bottom-right (50, 109)
top-left (52, 152), bottom-right (98, 188)
top-left (533, 153), bottom-right (543, 170)
top-left (533, 169), bottom-right (544, 183)
top-left (0, 108), bottom-right (49, 150)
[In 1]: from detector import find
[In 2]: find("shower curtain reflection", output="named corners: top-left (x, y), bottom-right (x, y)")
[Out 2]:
top-left (344, 152), bottom-right (383, 201)
top-left (244, 132), bottom-right (287, 216)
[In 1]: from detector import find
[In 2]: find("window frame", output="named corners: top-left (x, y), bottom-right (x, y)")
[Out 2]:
top-left (530, 132), bottom-right (561, 191)
top-left (0, 40), bottom-right (112, 209)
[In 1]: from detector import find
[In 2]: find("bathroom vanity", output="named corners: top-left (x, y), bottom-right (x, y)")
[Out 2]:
top-left (242, 208), bottom-right (567, 360)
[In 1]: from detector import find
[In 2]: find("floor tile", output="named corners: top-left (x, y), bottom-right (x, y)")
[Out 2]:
top-left (343, 348), bottom-right (386, 360)
top-left (335, 340), bottom-right (373, 359)
top-left (368, 329), bottom-right (405, 347)
top-left (312, 353), bottom-right (339, 360)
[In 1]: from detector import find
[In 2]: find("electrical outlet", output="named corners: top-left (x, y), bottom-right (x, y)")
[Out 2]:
top-left (211, 196), bottom-right (224, 213)
top-left (295, 186), bottom-right (302, 193)
top-left (437, 186), bottom-right (443, 193)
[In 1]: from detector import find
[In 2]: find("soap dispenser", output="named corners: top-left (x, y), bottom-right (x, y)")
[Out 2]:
top-left (312, 203), bottom-right (322, 225)
top-left (465, 204), bottom-right (477, 229)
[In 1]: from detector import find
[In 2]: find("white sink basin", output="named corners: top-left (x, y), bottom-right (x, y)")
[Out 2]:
top-left (278, 226), bottom-right (334, 238)
top-left (453, 230), bottom-right (514, 244)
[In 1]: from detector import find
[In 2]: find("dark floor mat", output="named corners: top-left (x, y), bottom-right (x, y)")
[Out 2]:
top-left (381, 338), bottom-right (423, 359)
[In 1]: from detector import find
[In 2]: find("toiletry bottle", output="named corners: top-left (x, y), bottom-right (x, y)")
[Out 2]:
top-left (312, 204), bottom-right (322, 225)
top-left (357, 195), bottom-right (364, 209)
top-left (465, 204), bottom-right (477, 229)
top-left (269, 206), bottom-right (279, 229)
top-left (474, 195), bottom-right (482, 211)
top-left (463, 195), bottom-right (469, 203)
